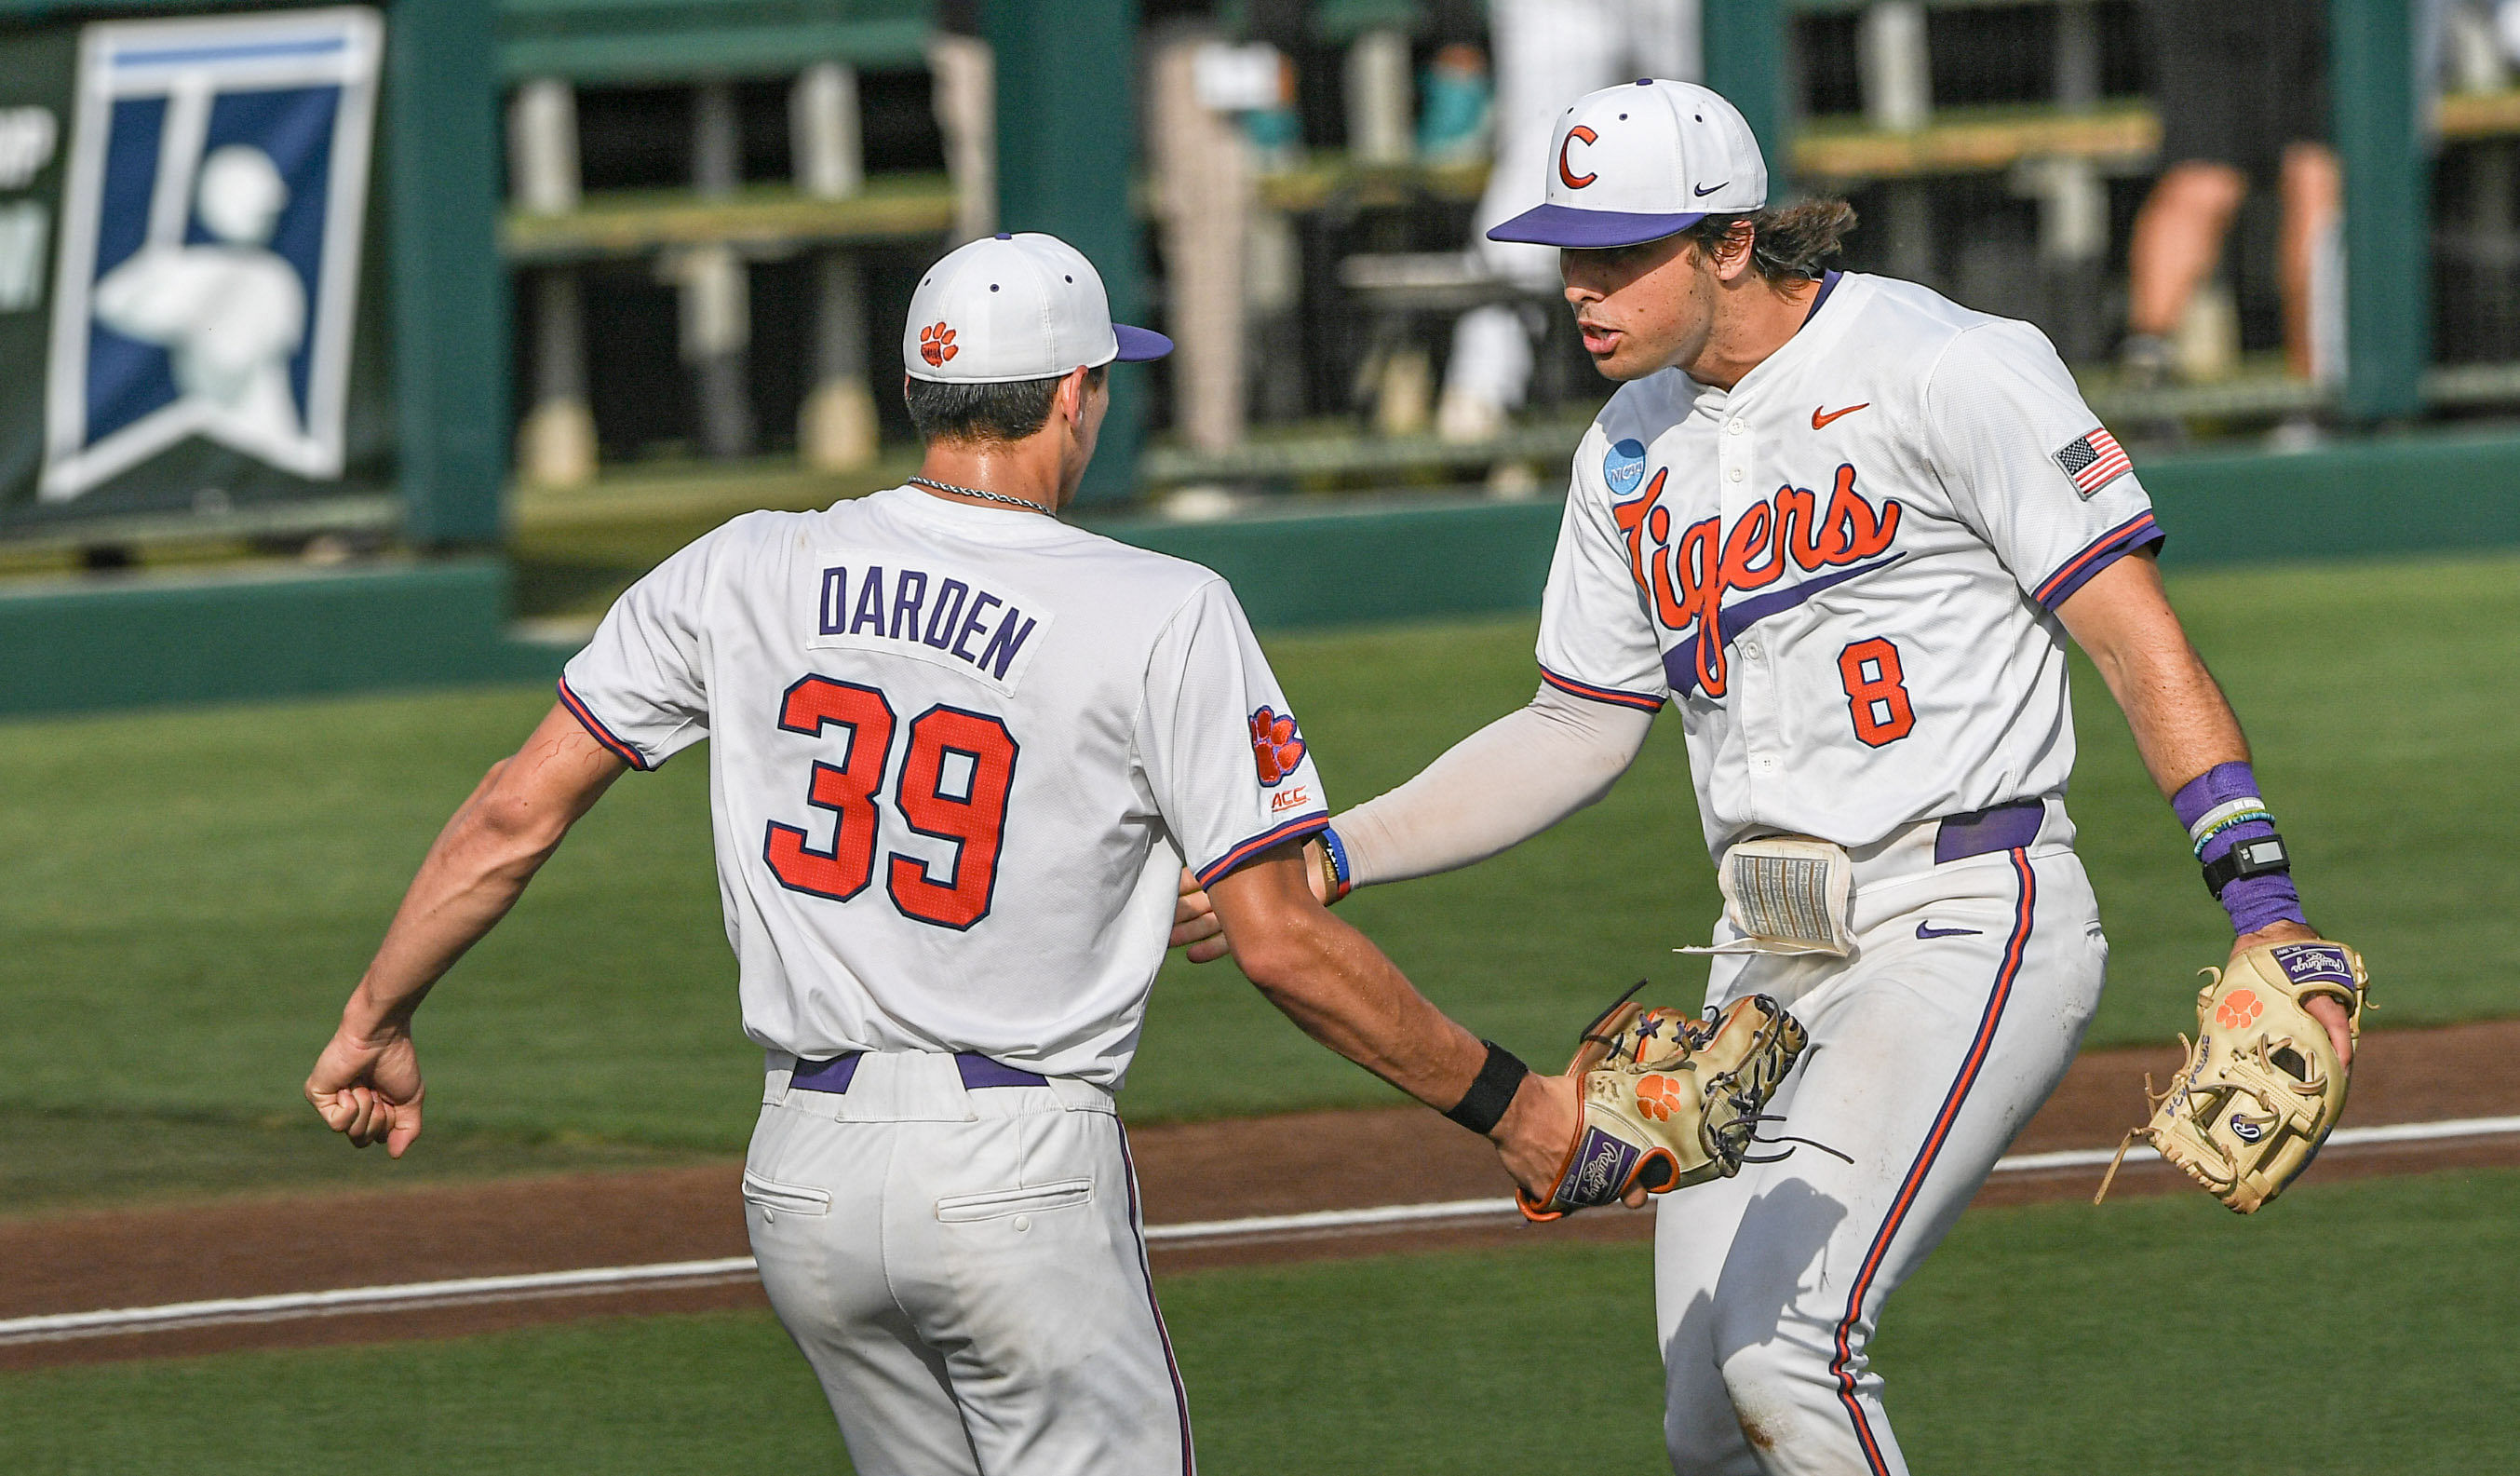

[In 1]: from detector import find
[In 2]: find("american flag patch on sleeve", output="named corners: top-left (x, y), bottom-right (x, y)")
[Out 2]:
top-left (2052, 427), bottom-right (2132, 498)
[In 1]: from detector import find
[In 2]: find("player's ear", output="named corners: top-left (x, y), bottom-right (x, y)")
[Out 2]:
top-left (1058, 364), bottom-right (1101, 433)
top-left (1710, 223), bottom-right (1758, 282)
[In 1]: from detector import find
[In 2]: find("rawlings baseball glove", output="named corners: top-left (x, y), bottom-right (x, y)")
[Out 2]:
top-left (2096, 939), bottom-right (2368, 1213)
top-left (1517, 987), bottom-right (1809, 1222)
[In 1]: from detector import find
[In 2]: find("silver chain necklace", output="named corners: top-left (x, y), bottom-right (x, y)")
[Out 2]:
top-left (907, 475), bottom-right (1053, 515)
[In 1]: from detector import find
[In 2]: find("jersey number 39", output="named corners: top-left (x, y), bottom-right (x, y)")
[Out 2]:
top-left (763, 675), bottom-right (1018, 930)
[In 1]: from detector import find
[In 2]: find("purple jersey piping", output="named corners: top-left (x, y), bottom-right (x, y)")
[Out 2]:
top-left (1193, 813), bottom-right (1330, 888)
top-left (1829, 848), bottom-right (2034, 1471)
top-left (555, 678), bottom-right (653, 771)
top-left (1116, 1122), bottom-right (1196, 1473)
top-left (2031, 512), bottom-right (2164, 610)
top-left (1539, 664), bottom-right (1666, 712)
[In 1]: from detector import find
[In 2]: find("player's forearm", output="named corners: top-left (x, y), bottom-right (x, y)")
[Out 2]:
top-left (2059, 554), bottom-right (2309, 938)
top-left (2088, 632), bottom-right (2249, 800)
top-left (1237, 910), bottom-right (1489, 1110)
top-left (1209, 852), bottom-right (1489, 1109)
top-left (341, 705), bottom-right (627, 1035)
top-left (342, 767), bottom-right (570, 1035)
top-left (2056, 552), bottom-right (2249, 798)
top-left (1335, 684), bottom-right (1652, 887)
top-left (347, 841), bottom-right (548, 1026)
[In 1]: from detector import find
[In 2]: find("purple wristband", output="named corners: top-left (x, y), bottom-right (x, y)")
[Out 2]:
top-left (2218, 870), bottom-right (2307, 935)
top-left (2171, 762), bottom-right (2309, 934)
top-left (2170, 761), bottom-right (2257, 833)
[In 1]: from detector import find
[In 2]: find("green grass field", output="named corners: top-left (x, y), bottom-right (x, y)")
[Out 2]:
top-left (0, 550), bottom-right (2513, 1208)
top-left (9, 1168), bottom-right (2518, 1474)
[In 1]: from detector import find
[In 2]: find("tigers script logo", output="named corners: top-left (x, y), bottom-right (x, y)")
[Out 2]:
top-left (1611, 463), bottom-right (1904, 697)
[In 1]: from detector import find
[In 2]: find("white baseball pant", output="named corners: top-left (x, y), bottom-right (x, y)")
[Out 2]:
top-left (1654, 806), bottom-right (2108, 1475)
top-left (745, 1051), bottom-right (1193, 1475)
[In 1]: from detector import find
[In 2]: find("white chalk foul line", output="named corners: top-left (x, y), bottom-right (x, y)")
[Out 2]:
top-left (1988, 1113), bottom-right (2520, 1172)
top-left (0, 1259), bottom-right (762, 1346)
top-left (9, 1114), bottom-right (2519, 1347)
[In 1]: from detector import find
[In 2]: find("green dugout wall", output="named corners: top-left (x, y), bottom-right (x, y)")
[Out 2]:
top-left (1099, 428), bottom-right (2520, 634)
top-left (7, 426), bottom-right (2517, 715)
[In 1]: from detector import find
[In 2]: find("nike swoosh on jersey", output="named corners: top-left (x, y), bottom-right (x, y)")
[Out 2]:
top-left (1664, 552), bottom-right (1907, 698)
top-left (1812, 403), bottom-right (1870, 430)
top-left (1915, 921), bottom-right (1982, 939)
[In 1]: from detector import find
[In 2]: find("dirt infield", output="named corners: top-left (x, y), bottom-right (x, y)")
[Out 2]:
top-left (8, 1020), bottom-right (2519, 1369)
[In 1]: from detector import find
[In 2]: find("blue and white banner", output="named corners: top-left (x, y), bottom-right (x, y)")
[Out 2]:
top-left (33, 7), bottom-right (383, 506)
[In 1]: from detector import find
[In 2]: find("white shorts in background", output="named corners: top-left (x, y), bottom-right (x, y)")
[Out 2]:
top-left (1654, 819), bottom-right (2108, 1476)
top-left (745, 1051), bottom-right (1193, 1476)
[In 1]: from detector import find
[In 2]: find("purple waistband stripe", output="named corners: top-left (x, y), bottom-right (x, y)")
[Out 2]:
top-left (788, 1054), bottom-right (863, 1093)
top-left (787, 1052), bottom-right (1047, 1093)
top-left (1934, 798), bottom-right (2044, 864)
top-left (956, 1054), bottom-right (1051, 1090)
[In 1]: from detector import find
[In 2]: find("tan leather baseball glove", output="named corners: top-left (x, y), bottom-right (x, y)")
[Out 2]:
top-left (2097, 939), bottom-right (2369, 1213)
top-left (1517, 990), bottom-right (1809, 1223)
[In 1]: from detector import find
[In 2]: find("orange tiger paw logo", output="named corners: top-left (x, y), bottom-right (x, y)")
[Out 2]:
top-left (1248, 707), bottom-right (1306, 786)
top-left (1636, 1075), bottom-right (1684, 1122)
top-left (920, 322), bottom-right (959, 367)
top-left (2216, 988), bottom-right (2265, 1030)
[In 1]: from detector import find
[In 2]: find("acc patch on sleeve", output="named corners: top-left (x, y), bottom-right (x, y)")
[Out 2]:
top-left (2051, 427), bottom-right (2132, 498)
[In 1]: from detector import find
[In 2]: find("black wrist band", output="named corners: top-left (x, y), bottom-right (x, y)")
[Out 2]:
top-left (1444, 1041), bottom-right (1530, 1136)
top-left (2203, 833), bottom-right (2291, 899)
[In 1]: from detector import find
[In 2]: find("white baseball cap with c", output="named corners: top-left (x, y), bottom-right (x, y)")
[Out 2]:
top-left (903, 231), bottom-right (1173, 383)
top-left (1489, 79), bottom-right (1768, 250)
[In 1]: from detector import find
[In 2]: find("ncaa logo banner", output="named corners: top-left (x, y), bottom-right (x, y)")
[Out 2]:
top-left (0, 7), bottom-right (385, 531)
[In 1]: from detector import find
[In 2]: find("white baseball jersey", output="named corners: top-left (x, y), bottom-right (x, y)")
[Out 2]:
top-left (1536, 271), bottom-right (2163, 855)
top-left (559, 483), bottom-right (1328, 1087)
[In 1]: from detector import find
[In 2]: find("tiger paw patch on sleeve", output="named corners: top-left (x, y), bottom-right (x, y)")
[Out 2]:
top-left (1247, 706), bottom-right (1306, 785)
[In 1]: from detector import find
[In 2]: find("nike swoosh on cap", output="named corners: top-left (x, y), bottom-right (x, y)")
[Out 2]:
top-left (1812, 403), bottom-right (1869, 430)
top-left (1692, 181), bottom-right (1727, 196)
top-left (1916, 922), bottom-right (1982, 940)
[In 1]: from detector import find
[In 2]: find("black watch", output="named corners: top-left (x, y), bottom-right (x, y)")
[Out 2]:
top-left (2203, 833), bottom-right (2290, 899)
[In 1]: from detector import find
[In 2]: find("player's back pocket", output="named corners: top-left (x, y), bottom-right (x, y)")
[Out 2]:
top-left (742, 1171), bottom-right (834, 1218)
top-left (933, 1178), bottom-right (1093, 1224)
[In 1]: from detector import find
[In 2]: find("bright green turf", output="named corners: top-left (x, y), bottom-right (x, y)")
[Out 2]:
top-left (0, 551), bottom-right (2512, 1203)
top-left (7, 1168), bottom-right (2518, 1474)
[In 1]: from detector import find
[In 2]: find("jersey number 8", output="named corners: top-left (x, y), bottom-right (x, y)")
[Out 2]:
top-left (1837, 637), bottom-right (1917, 747)
top-left (763, 675), bottom-right (1019, 930)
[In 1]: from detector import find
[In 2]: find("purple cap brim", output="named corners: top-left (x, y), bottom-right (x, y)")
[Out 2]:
top-left (1113, 324), bottom-right (1173, 361)
top-left (1487, 203), bottom-right (1707, 249)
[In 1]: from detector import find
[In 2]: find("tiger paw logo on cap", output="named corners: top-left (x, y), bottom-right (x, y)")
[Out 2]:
top-left (919, 322), bottom-right (958, 368)
top-left (1248, 706), bottom-right (1306, 786)
top-left (2215, 988), bottom-right (2264, 1030)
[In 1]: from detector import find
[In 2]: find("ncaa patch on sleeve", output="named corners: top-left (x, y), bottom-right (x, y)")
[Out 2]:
top-left (2051, 427), bottom-right (2132, 499)
top-left (1603, 439), bottom-right (1649, 497)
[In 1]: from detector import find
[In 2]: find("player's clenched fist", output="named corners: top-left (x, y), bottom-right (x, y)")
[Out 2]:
top-left (304, 1022), bottom-right (425, 1157)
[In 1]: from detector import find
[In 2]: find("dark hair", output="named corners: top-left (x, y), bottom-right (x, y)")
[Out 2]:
top-left (1680, 199), bottom-right (1858, 288)
top-left (904, 363), bottom-right (1108, 444)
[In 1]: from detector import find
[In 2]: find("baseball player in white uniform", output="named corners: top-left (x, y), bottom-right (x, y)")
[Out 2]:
top-left (1179, 82), bottom-right (2354, 1474)
top-left (304, 232), bottom-right (1580, 1474)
